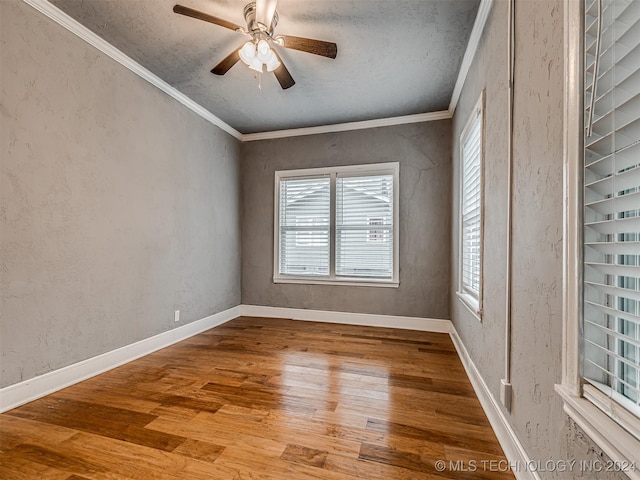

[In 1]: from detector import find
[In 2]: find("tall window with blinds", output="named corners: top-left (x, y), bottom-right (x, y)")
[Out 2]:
top-left (458, 93), bottom-right (484, 314)
top-left (274, 163), bottom-right (399, 286)
top-left (582, 0), bottom-right (640, 417)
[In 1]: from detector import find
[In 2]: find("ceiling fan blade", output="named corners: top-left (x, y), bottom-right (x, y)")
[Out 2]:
top-left (211, 49), bottom-right (241, 75)
top-left (256, 0), bottom-right (278, 29)
top-left (280, 35), bottom-right (337, 59)
top-left (272, 51), bottom-right (295, 89)
top-left (173, 4), bottom-right (242, 32)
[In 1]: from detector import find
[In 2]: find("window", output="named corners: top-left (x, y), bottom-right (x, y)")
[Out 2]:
top-left (557, 0), bottom-right (640, 468)
top-left (274, 163), bottom-right (399, 287)
top-left (278, 177), bottom-right (330, 276)
top-left (457, 93), bottom-right (484, 316)
top-left (582, 0), bottom-right (640, 417)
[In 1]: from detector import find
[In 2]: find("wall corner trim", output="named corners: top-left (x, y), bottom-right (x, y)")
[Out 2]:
top-left (450, 326), bottom-right (540, 480)
top-left (448, 0), bottom-right (494, 116)
top-left (21, 0), bottom-right (243, 141)
top-left (239, 305), bottom-right (452, 332)
top-left (0, 305), bottom-right (240, 413)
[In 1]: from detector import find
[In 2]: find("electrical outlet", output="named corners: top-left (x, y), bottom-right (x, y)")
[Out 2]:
top-left (174, 310), bottom-right (180, 323)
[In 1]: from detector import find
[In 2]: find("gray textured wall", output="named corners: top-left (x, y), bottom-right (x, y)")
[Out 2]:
top-left (0, 1), bottom-right (241, 388)
top-left (451, 1), bottom-right (626, 478)
top-left (241, 122), bottom-right (452, 319)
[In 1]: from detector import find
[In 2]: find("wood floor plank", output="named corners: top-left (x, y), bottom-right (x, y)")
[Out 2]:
top-left (0, 462), bottom-right (71, 480)
top-left (145, 415), bottom-right (288, 458)
top-left (172, 438), bottom-right (225, 463)
top-left (359, 443), bottom-right (451, 477)
top-left (311, 409), bottom-right (369, 429)
top-left (365, 418), bottom-right (505, 456)
top-left (0, 416), bottom-right (78, 453)
top-left (324, 453), bottom-right (437, 480)
top-left (0, 317), bottom-right (514, 479)
top-left (55, 431), bottom-right (229, 480)
top-left (52, 386), bottom-right (162, 415)
top-left (261, 410), bottom-right (385, 445)
top-left (1, 444), bottom-right (104, 476)
top-left (280, 443), bottom-right (328, 468)
top-left (177, 409), bottom-right (363, 458)
top-left (6, 397), bottom-right (187, 452)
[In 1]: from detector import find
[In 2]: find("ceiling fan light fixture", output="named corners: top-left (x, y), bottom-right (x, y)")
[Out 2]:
top-left (173, 1), bottom-right (337, 90)
top-left (239, 41), bottom-right (256, 65)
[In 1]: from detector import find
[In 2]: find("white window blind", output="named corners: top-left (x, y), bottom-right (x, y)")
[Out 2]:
top-left (278, 176), bottom-right (330, 276)
top-left (583, 0), bottom-right (640, 416)
top-left (274, 163), bottom-right (399, 286)
top-left (460, 102), bottom-right (483, 300)
top-left (336, 175), bottom-right (394, 278)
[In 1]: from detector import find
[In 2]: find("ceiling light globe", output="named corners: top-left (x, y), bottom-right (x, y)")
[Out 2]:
top-left (265, 51), bottom-right (281, 72)
top-left (248, 57), bottom-right (263, 72)
top-left (257, 40), bottom-right (270, 55)
top-left (257, 40), bottom-right (271, 62)
top-left (239, 41), bottom-right (256, 65)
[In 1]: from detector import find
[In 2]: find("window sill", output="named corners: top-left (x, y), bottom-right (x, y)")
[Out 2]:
top-left (456, 291), bottom-right (482, 322)
top-left (273, 276), bottom-right (399, 288)
top-left (555, 384), bottom-right (640, 478)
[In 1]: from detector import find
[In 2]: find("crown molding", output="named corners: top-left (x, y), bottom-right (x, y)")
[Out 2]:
top-left (448, 0), bottom-right (494, 116)
top-left (22, 0), bottom-right (243, 141)
top-left (241, 111), bottom-right (452, 142)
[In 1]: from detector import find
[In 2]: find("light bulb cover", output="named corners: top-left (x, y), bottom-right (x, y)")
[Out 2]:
top-left (257, 40), bottom-right (270, 55)
top-left (265, 51), bottom-right (281, 72)
top-left (239, 41), bottom-right (256, 65)
top-left (248, 57), bottom-right (263, 72)
top-left (256, 40), bottom-right (271, 63)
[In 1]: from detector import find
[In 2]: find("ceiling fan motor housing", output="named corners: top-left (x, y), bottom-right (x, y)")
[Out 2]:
top-left (244, 2), bottom-right (278, 37)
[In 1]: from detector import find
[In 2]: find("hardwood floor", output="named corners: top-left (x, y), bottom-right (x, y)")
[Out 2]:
top-left (0, 317), bottom-right (515, 479)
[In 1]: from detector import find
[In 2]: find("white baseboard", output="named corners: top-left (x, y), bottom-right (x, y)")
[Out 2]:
top-left (239, 304), bottom-right (452, 333)
top-left (0, 305), bottom-right (240, 413)
top-left (449, 326), bottom-right (540, 480)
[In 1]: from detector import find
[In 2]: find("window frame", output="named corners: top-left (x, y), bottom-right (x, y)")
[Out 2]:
top-left (273, 162), bottom-right (400, 288)
top-left (457, 92), bottom-right (485, 320)
top-left (556, 0), bottom-right (640, 471)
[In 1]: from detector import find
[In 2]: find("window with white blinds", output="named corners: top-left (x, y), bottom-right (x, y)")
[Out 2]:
top-left (582, 0), bottom-right (640, 418)
top-left (274, 163), bottom-right (399, 286)
top-left (336, 175), bottom-right (394, 278)
top-left (458, 94), bottom-right (484, 311)
top-left (278, 177), bottom-right (331, 276)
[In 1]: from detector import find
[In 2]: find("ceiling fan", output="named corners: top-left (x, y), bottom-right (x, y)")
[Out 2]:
top-left (173, 0), bottom-right (338, 89)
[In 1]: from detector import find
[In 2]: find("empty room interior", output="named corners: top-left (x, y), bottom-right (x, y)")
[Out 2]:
top-left (1, 0), bottom-right (640, 478)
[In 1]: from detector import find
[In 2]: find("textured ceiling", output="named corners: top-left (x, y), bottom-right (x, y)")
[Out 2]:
top-left (50, 0), bottom-right (480, 134)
